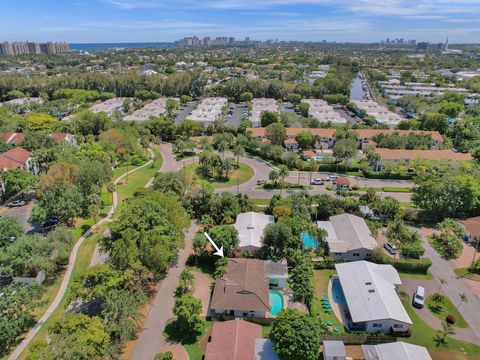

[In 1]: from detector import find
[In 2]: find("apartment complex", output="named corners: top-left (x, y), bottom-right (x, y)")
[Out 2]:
top-left (0, 41), bottom-right (70, 56)
top-left (124, 98), bottom-right (178, 122)
top-left (250, 98), bottom-right (278, 127)
top-left (89, 98), bottom-right (129, 116)
top-left (351, 100), bottom-right (403, 127)
top-left (301, 99), bottom-right (346, 125)
top-left (188, 97), bottom-right (227, 125)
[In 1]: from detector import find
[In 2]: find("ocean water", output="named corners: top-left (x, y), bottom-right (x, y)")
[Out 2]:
top-left (70, 42), bottom-right (174, 51)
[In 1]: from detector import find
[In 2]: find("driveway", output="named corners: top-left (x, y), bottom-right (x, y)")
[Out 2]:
top-left (417, 227), bottom-right (480, 341)
top-left (400, 277), bottom-right (480, 345)
top-left (130, 222), bottom-right (199, 360)
top-left (193, 269), bottom-right (213, 317)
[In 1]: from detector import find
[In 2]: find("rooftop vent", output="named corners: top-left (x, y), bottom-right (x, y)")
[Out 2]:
top-left (247, 224), bottom-right (254, 229)
top-left (368, 289), bottom-right (375, 293)
top-left (365, 282), bottom-right (372, 285)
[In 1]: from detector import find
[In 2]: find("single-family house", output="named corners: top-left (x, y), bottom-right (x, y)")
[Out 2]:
top-left (333, 177), bottom-right (350, 192)
top-left (234, 212), bottom-right (274, 255)
top-left (335, 261), bottom-right (412, 333)
top-left (362, 342), bottom-right (432, 360)
top-left (210, 259), bottom-right (287, 318)
top-left (205, 319), bottom-right (262, 360)
top-left (317, 214), bottom-right (377, 261)
top-left (458, 216), bottom-right (480, 246)
top-left (0, 132), bottom-right (25, 145)
top-left (52, 132), bottom-right (78, 146)
top-left (0, 147), bottom-right (37, 173)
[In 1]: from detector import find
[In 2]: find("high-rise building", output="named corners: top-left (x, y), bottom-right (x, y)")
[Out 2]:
top-left (0, 41), bottom-right (69, 55)
top-left (27, 42), bottom-right (41, 54)
top-left (0, 41), bottom-right (15, 55)
top-left (12, 42), bottom-right (29, 55)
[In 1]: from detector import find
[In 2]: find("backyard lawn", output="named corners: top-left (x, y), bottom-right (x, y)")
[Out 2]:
top-left (425, 295), bottom-right (469, 328)
top-left (402, 299), bottom-right (480, 360)
top-left (181, 162), bottom-right (254, 189)
top-left (311, 270), bottom-right (345, 334)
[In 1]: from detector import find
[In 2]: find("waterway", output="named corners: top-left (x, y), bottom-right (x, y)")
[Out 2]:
top-left (350, 73), bottom-right (370, 100)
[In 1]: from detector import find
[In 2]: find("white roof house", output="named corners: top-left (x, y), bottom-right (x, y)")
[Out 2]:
top-left (317, 214), bottom-right (377, 260)
top-left (234, 212), bottom-right (274, 250)
top-left (335, 261), bottom-right (411, 331)
top-left (89, 97), bottom-right (129, 116)
top-left (362, 342), bottom-right (432, 360)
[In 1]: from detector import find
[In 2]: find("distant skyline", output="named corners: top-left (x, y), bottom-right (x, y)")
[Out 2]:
top-left (2, 0), bottom-right (480, 43)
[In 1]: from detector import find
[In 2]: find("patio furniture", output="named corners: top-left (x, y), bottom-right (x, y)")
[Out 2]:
top-left (334, 326), bottom-right (339, 332)
top-left (327, 320), bottom-right (333, 326)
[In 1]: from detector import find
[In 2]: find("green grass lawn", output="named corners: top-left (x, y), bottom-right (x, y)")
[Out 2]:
top-left (250, 198), bottom-right (271, 206)
top-left (400, 271), bottom-right (433, 280)
top-left (382, 187), bottom-right (412, 193)
top-left (181, 162), bottom-right (254, 189)
top-left (115, 157), bottom-right (163, 203)
top-left (454, 267), bottom-right (480, 281)
top-left (402, 299), bottom-right (480, 360)
top-left (425, 295), bottom-right (469, 328)
top-left (164, 318), bottom-right (214, 360)
top-left (311, 270), bottom-right (345, 334)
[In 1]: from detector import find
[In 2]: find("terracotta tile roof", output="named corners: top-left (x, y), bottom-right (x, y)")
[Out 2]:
top-left (374, 148), bottom-right (472, 161)
top-left (52, 132), bottom-right (69, 141)
top-left (303, 150), bottom-right (316, 157)
top-left (335, 177), bottom-right (351, 185)
top-left (210, 259), bottom-right (270, 313)
top-left (0, 147), bottom-right (32, 171)
top-left (247, 127), bottom-right (336, 138)
top-left (354, 129), bottom-right (443, 142)
top-left (205, 320), bottom-right (262, 360)
top-left (459, 217), bottom-right (480, 238)
top-left (284, 138), bottom-right (297, 144)
top-left (2, 147), bottom-right (32, 163)
top-left (0, 132), bottom-right (24, 144)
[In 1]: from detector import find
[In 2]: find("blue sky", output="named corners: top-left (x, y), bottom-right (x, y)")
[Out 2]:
top-left (1, 0), bottom-right (480, 43)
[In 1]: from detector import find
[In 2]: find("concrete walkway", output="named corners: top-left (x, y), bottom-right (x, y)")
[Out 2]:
top-left (418, 227), bottom-right (480, 342)
top-left (8, 154), bottom-right (154, 360)
top-left (130, 222), bottom-right (199, 360)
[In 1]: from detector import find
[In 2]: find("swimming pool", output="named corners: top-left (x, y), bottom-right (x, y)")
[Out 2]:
top-left (315, 156), bottom-right (324, 161)
top-left (332, 278), bottom-right (346, 305)
top-left (302, 232), bottom-right (318, 250)
top-left (269, 290), bottom-right (284, 316)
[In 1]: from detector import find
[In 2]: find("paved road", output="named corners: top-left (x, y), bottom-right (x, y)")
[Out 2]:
top-left (8, 155), bottom-right (155, 360)
top-left (417, 227), bottom-right (480, 341)
top-left (0, 199), bottom-right (36, 233)
top-left (130, 222), bottom-right (199, 360)
top-left (156, 143), bottom-right (414, 202)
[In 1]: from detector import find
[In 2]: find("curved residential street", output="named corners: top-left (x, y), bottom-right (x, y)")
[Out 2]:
top-left (156, 143), bottom-right (414, 202)
top-left (7, 153), bottom-right (155, 360)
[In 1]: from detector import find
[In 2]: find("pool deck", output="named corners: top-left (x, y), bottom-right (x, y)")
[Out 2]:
top-left (328, 276), bottom-right (350, 329)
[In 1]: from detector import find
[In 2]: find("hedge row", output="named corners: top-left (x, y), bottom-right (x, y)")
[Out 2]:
top-left (373, 254), bottom-right (432, 274)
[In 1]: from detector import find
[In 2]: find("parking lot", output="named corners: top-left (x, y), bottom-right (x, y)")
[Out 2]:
top-left (225, 102), bottom-right (248, 127)
top-left (0, 195), bottom-right (37, 233)
top-left (173, 102), bottom-right (196, 125)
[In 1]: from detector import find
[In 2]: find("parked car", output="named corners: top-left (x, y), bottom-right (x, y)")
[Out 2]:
top-left (7, 200), bottom-right (26, 207)
top-left (413, 286), bottom-right (425, 308)
top-left (42, 218), bottom-right (59, 231)
top-left (257, 179), bottom-right (266, 185)
top-left (330, 175), bottom-right (338, 180)
top-left (384, 242), bottom-right (397, 255)
top-left (311, 178), bottom-right (324, 185)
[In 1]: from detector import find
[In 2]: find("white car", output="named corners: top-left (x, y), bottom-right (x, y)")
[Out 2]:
top-left (413, 286), bottom-right (425, 308)
top-left (311, 178), bottom-right (324, 185)
top-left (384, 242), bottom-right (397, 255)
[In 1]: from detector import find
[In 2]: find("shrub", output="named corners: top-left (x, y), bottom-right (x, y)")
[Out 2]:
top-left (429, 233), bottom-right (463, 259)
top-left (372, 248), bottom-right (432, 274)
top-left (446, 315), bottom-right (455, 325)
top-left (469, 259), bottom-right (480, 275)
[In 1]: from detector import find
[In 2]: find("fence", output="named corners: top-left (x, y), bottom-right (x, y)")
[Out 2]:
top-left (320, 334), bottom-right (396, 345)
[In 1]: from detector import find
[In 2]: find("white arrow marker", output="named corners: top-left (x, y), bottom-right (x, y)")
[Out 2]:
top-left (204, 232), bottom-right (224, 257)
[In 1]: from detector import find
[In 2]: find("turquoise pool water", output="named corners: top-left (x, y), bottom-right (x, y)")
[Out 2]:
top-left (269, 291), bottom-right (284, 316)
top-left (302, 232), bottom-right (318, 250)
top-left (332, 278), bottom-right (347, 305)
top-left (315, 156), bottom-right (324, 161)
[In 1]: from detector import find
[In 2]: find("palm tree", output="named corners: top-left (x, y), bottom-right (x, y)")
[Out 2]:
top-left (278, 165), bottom-right (289, 182)
top-left (438, 278), bottom-right (448, 294)
top-left (458, 293), bottom-right (468, 308)
top-left (269, 169), bottom-right (280, 184)
top-left (434, 321), bottom-right (456, 346)
top-left (222, 158), bottom-right (234, 179)
top-left (232, 144), bottom-right (245, 166)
